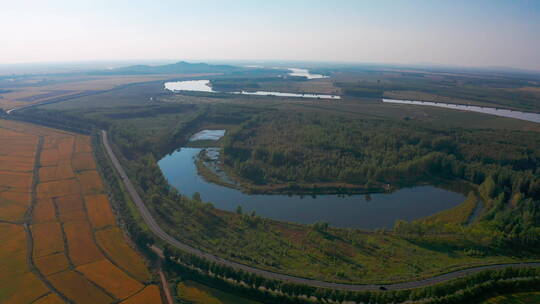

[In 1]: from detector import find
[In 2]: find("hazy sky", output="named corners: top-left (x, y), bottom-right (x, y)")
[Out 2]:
top-left (2, 0), bottom-right (539, 70)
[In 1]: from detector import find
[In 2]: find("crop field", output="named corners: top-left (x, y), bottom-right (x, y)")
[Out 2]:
top-left (0, 74), bottom-right (189, 112)
top-left (77, 260), bottom-right (144, 299)
top-left (0, 223), bottom-right (49, 303)
top-left (32, 222), bottom-right (65, 258)
top-left (120, 285), bottom-right (163, 304)
top-left (64, 220), bottom-right (105, 266)
top-left (34, 252), bottom-right (70, 276)
top-left (0, 119), bottom-right (162, 303)
top-left (55, 194), bottom-right (86, 222)
top-left (32, 198), bottom-right (57, 223)
top-left (33, 293), bottom-right (65, 304)
top-left (85, 194), bottom-right (115, 228)
top-left (95, 227), bottom-right (152, 282)
top-left (48, 270), bottom-right (114, 304)
top-left (177, 280), bottom-right (261, 304)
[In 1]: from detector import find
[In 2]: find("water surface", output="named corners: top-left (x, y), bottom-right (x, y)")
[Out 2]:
top-left (383, 98), bottom-right (540, 123)
top-left (189, 129), bottom-right (226, 141)
top-left (164, 80), bottom-right (340, 99)
top-left (287, 68), bottom-right (328, 79)
top-left (158, 147), bottom-right (465, 229)
top-left (165, 80), bottom-right (214, 92)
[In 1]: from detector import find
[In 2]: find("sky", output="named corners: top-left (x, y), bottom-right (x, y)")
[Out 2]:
top-left (1, 0), bottom-right (539, 70)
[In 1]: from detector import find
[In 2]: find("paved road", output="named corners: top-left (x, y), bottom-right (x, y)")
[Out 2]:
top-left (101, 129), bottom-right (540, 291)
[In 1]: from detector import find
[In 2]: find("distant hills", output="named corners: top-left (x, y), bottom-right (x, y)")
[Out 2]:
top-left (89, 61), bottom-right (276, 76)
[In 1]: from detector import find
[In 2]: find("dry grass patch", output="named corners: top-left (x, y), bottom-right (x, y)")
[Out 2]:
top-left (37, 179), bottom-right (80, 199)
top-left (121, 285), bottom-right (163, 304)
top-left (32, 222), bottom-right (64, 258)
top-left (77, 259), bottom-right (144, 299)
top-left (85, 194), bottom-right (115, 228)
top-left (64, 220), bottom-right (104, 266)
top-left (48, 270), bottom-right (114, 304)
top-left (35, 253), bottom-right (70, 276)
top-left (77, 170), bottom-right (104, 194)
top-left (96, 227), bottom-right (152, 282)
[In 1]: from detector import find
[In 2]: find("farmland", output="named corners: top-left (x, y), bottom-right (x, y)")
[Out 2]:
top-left (176, 280), bottom-right (261, 304)
top-left (0, 119), bottom-right (163, 303)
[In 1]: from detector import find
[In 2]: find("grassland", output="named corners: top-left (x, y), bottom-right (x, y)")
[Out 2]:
top-left (0, 119), bottom-right (163, 303)
top-left (421, 191), bottom-right (479, 225)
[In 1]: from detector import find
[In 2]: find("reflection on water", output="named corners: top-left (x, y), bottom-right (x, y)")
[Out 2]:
top-left (189, 130), bottom-right (226, 141)
top-left (383, 98), bottom-right (540, 123)
top-left (233, 90), bottom-right (340, 99)
top-left (165, 80), bottom-right (214, 92)
top-left (158, 147), bottom-right (465, 229)
top-left (287, 68), bottom-right (328, 79)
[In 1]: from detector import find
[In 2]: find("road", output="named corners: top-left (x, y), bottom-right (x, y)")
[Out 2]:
top-left (101, 130), bottom-right (540, 291)
top-left (158, 269), bottom-right (174, 304)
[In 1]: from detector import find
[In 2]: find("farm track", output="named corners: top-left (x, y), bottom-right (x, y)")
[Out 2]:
top-left (100, 130), bottom-right (540, 291)
top-left (158, 269), bottom-right (174, 304)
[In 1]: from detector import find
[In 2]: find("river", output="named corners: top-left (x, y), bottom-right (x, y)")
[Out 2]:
top-left (382, 98), bottom-right (540, 123)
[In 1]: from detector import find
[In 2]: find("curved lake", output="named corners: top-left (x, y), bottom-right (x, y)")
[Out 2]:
top-left (158, 147), bottom-right (465, 229)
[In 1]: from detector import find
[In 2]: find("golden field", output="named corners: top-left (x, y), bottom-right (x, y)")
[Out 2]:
top-left (0, 119), bottom-right (162, 303)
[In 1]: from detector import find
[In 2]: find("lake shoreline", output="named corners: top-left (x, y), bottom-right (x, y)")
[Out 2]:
top-left (159, 146), bottom-right (466, 229)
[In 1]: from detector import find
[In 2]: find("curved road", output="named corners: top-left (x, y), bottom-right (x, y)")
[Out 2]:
top-left (101, 130), bottom-right (539, 291)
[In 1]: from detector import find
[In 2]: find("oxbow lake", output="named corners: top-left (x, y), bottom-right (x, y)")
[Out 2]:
top-left (158, 147), bottom-right (465, 230)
